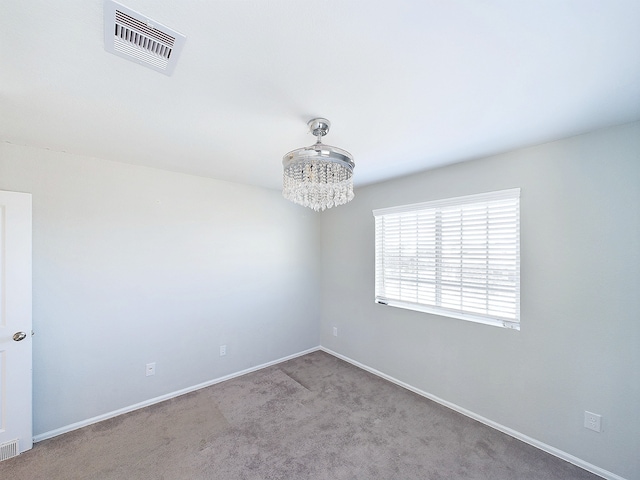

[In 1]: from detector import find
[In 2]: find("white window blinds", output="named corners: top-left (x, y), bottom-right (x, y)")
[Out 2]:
top-left (373, 189), bottom-right (520, 330)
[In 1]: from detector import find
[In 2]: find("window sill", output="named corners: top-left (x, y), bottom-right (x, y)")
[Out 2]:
top-left (375, 299), bottom-right (520, 330)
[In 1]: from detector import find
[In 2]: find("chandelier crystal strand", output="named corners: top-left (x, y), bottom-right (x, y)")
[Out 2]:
top-left (282, 118), bottom-right (355, 211)
top-left (282, 160), bottom-right (354, 211)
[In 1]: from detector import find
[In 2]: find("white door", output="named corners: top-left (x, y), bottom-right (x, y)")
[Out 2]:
top-left (0, 190), bottom-right (32, 459)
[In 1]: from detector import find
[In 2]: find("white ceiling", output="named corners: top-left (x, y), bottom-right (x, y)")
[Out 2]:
top-left (2, 1), bottom-right (639, 190)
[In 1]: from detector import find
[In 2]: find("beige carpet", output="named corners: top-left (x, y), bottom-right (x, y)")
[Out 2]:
top-left (0, 351), bottom-right (598, 479)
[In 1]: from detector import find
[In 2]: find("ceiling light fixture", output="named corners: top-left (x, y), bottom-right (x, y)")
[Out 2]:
top-left (282, 118), bottom-right (355, 211)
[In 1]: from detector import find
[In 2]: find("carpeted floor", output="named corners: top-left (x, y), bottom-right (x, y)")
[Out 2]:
top-left (1, 350), bottom-right (599, 479)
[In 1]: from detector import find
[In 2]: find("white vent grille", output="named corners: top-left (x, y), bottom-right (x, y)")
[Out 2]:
top-left (0, 439), bottom-right (19, 462)
top-left (104, 1), bottom-right (186, 75)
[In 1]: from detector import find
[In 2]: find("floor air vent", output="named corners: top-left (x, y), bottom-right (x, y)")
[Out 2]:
top-left (104, 0), bottom-right (186, 76)
top-left (0, 439), bottom-right (19, 462)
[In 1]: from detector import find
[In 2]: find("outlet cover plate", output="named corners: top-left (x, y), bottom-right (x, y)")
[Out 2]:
top-left (584, 411), bottom-right (602, 432)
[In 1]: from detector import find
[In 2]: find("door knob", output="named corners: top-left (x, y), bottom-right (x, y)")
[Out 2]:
top-left (13, 331), bottom-right (27, 342)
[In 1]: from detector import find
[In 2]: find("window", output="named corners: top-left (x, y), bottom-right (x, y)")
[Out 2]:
top-left (373, 189), bottom-right (520, 330)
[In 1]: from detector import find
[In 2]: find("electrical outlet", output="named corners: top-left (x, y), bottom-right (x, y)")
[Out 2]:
top-left (584, 411), bottom-right (602, 432)
top-left (146, 362), bottom-right (156, 376)
top-left (332, 327), bottom-right (338, 337)
top-left (220, 345), bottom-right (227, 356)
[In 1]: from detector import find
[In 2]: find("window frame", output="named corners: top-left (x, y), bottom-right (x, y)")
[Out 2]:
top-left (373, 188), bottom-right (520, 330)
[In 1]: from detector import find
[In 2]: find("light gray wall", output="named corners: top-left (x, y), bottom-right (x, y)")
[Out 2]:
top-left (320, 122), bottom-right (640, 479)
top-left (0, 143), bottom-right (321, 436)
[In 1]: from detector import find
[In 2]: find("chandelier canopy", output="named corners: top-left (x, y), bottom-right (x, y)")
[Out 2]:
top-left (282, 118), bottom-right (355, 211)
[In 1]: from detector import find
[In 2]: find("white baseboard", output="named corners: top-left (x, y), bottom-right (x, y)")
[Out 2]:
top-left (319, 347), bottom-right (626, 480)
top-left (33, 346), bottom-right (321, 443)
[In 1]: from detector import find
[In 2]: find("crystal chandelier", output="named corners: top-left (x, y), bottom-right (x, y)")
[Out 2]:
top-left (282, 118), bottom-right (355, 211)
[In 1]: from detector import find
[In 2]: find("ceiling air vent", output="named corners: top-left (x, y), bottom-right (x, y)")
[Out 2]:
top-left (104, 0), bottom-right (186, 76)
